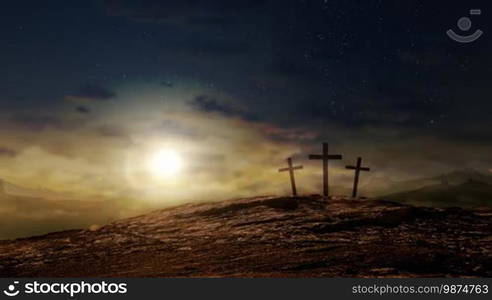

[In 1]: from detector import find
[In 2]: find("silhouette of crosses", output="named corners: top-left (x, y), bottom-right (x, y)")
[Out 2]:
top-left (308, 143), bottom-right (342, 197)
top-left (278, 157), bottom-right (303, 196)
top-left (345, 157), bottom-right (370, 198)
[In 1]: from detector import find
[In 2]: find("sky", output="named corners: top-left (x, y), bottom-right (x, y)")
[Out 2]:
top-left (0, 0), bottom-right (492, 238)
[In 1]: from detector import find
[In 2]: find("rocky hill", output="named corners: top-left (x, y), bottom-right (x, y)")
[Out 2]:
top-left (0, 196), bottom-right (491, 277)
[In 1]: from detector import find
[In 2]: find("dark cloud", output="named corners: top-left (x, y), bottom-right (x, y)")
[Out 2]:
top-left (160, 81), bottom-right (174, 88)
top-left (76, 106), bottom-right (91, 114)
top-left (97, 125), bottom-right (128, 138)
top-left (189, 95), bottom-right (259, 121)
top-left (65, 84), bottom-right (116, 103)
top-left (0, 147), bottom-right (18, 157)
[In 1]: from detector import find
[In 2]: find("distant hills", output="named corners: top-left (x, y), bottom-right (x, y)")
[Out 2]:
top-left (364, 168), bottom-right (492, 197)
top-left (379, 169), bottom-right (492, 209)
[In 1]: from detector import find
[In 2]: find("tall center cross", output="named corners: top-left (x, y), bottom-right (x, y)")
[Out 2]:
top-left (278, 157), bottom-right (303, 196)
top-left (308, 143), bottom-right (342, 197)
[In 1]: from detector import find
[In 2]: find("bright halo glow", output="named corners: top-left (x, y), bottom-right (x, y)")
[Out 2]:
top-left (149, 149), bottom-right (183, 178)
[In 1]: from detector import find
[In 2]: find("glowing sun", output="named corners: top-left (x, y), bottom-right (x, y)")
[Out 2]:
top-left (149, 149), bottom-right (183, 178)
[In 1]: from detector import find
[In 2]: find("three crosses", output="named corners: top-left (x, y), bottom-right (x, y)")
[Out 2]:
top-left (278, 143), bottom-right (370, 198)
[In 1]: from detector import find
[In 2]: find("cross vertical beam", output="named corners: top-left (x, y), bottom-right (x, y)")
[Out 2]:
top-left (288, 158), bottom-right (297, 196)
top-left (346, 157), bottom-right (370, 198)
top-left (308, 143), bottom-right (342, 198)
top-left (278, 157), bottom-right (303, 196)
top-left (322, 143), bottom-right (329, 197)
top-left (352, 157), bottom-right (362, 198)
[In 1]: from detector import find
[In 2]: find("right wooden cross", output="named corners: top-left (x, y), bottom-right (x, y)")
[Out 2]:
top-left (309, 143), bottom-right (342, 197)
top-left (345, 157), bottom-right (370, 198)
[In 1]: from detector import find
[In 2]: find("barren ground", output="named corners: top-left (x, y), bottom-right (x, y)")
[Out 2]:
top-left (0, 196), bottom-right (491, 277)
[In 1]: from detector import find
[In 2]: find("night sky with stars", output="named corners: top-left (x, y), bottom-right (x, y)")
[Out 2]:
top-left (0, 0), bottom-right (491, 238)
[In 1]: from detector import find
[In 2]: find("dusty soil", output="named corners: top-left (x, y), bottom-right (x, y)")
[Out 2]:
top-left (0, 196), bottom-right (491, 277)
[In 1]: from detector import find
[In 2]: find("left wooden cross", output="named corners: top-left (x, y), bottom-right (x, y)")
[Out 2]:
top-left (278, 157), bottom-right (303, 196)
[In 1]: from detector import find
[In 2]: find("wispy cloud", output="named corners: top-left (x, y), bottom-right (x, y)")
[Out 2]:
top-left (10, 115), bottom-right (65, 131)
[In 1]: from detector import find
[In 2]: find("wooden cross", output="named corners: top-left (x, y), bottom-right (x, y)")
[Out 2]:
top-left (278, 157), bottom-right (303, 196)
top-left (345, 157), bottom-right (370, 198)
top-left (308, 143), bottom-right (342, 197)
